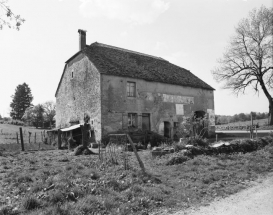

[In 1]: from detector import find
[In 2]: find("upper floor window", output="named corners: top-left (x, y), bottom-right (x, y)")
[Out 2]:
top-left (127, 82), bottom-right (136, 97)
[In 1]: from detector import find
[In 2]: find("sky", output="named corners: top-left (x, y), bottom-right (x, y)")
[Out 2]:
top-left (0, 0), bottom-right (272, 117)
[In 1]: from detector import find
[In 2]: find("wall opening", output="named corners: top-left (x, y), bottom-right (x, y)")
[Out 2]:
top-left (142, 113), bottom-right (150, 131)
top-left (194, 110), bottom-right (205, 119)
top-left (164, 121), bottom-right (171, 138)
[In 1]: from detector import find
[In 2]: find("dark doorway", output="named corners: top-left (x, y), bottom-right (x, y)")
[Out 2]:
top-left (164, 121), bottom-right (171, 138)
top-left (194, 111), bottom-right (206, 119)
top-left (142, 113), bottom-right (150, 131)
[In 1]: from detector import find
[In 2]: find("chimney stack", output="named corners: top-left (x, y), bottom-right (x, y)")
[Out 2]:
top-left (78, 29), bottom-right (87, 51)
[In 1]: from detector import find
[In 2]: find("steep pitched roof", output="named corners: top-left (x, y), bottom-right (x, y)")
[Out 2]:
top-left (56, 42), bottom-right (214, 96)
top-left (84, 42), bottom-right (214, 90)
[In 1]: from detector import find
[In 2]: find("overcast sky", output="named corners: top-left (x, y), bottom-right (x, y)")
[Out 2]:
top-left (0, 0), bottom-right (272, 117)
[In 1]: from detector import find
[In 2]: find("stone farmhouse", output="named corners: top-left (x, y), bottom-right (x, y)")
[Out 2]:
top-left (55, 30), bottom-right (215, 142)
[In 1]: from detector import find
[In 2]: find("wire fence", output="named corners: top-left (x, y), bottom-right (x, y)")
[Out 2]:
top-left (0, 127), bottom-right (55, 151)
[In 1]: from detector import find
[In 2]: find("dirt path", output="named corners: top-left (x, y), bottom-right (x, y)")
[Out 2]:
top-left (174, 173), bottom-right (273, 215)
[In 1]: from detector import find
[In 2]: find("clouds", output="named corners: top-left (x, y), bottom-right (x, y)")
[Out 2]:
top-left (79, 0), bottom-right (170, 25)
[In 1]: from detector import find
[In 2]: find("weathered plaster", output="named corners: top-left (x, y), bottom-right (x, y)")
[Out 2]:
top-left (100, 74), bottom-right (214, 137)
top-left (56, 55), bottom-right (102, 140)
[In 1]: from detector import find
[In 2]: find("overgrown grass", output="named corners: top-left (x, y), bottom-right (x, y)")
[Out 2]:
top-left (0, 136), bottom-right (273, 214)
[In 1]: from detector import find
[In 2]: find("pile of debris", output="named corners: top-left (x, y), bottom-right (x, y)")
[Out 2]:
top-left (162, 136), bottom-right (272, 165)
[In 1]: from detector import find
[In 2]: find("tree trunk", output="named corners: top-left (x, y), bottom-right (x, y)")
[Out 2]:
top-left (259, 77), bottom-right (273, 125)
top-left (269, 100), bottom-right (273, 125)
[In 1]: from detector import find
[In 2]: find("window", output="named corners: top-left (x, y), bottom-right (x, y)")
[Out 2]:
top-left (127, 82), bottom-right (136, 97)
top-left (71, 71), bottom-right (74, 79)
top-left (128, 113), bottom-right (137, 128)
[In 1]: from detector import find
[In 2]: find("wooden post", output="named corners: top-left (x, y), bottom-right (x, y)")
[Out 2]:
top-left (34, 133), bottom-right (36, 144)
top-left (98, 140), bottom-right (101, 160)
top-left (127, 134), bottom-right (146, 174)
top-left (58, 129), bottom-right (62, 149)
top-left (16, 132), bottom-right (19, 144)
top-left (28, 132), bottom-right (31, 144)
top-left (41, 131), bottom-right (43, 142)
top-left (19, 127), bottom-right (25, 151)
top-left (216, 134), bottom-right (218, 142)
top-left (81, 124), bottom-right (88, 148)
top-left (251, 113), bottom-right (253, 139)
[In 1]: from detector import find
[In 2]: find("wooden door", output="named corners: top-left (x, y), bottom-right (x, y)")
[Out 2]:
top-left (142, 114), bottom-right (150, 131)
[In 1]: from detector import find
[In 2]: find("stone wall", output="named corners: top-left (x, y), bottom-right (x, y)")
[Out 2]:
top-left (101, 74), bottom-right (214, 138)
top-left (55, 54), bottom-right (102, 140)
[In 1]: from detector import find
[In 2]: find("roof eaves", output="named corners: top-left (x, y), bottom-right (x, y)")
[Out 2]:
top-left (65, 51), bottom-right (81, 63)
top-left (55, 64), bottom-right (67, 97)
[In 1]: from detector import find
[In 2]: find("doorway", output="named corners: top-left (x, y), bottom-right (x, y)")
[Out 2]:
top-left (142, 113), bottom-right (150, 131)
top-left (164, 121), bottom-right (171, 138)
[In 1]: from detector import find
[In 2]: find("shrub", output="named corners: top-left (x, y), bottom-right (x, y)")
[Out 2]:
top-left (166, 154), bottom-right (190, 165)
top-left (106, 179), bottom-right (128, 192)
top-left (187, 138), bottom-right (209, 147)
top-left (0, 206), bottom-right (16, 215)
top-left (22, 196), bottom-right (40, 211)
top-left (40, 205), bottom-right (70, 215)
top-left (75, 195), bottom-right (102, 214)
top-left (17, 175), bottom-right (33, 183)
top-left (49, 191), bottom-right (65, 204)
top-left (173, 142), bottom-right (186, 152)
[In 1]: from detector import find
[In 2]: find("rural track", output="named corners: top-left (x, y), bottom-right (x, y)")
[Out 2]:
top-left (174, 173), bottom-right (273, 215)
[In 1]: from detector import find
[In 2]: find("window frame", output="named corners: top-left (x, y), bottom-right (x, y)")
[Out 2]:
top-left (128, 113), bottom-right (138, 128)
top-left (127, 81), bottom-right (136, 97)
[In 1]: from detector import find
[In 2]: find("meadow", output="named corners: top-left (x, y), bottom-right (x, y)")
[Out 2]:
top-left (0, 124), bottom-right (273, 215)
top-left (0, 124), bottom-right (54, 152)
top-left (216, 118), bottom-right (273, 131)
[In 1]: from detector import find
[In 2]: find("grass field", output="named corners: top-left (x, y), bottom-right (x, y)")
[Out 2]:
top-left (217, 118), bottom-right (268, 127)
top-left (1, 126), bottom-right (273, 214)
top-left (0, 124), bottom-right (54, 152)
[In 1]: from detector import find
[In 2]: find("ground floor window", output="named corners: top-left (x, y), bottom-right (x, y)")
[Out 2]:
top-left (128, 113), bottom-right (137, 128)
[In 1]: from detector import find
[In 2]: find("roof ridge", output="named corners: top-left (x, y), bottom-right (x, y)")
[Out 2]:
top-left (91, 42), bottom-right (168, 62)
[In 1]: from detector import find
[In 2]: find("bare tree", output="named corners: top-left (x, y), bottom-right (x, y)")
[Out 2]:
top-left (212, 6), bottom-right (273, 124)
top-left (0, 0), bottom-right (25, 30)
top-left (43, 101), bottom-right (56, 128)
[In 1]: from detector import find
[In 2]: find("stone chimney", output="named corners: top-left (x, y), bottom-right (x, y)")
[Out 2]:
top-left (78, 29), bottom-right (87, 51)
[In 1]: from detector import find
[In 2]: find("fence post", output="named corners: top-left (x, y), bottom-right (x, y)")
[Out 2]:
top-left (81, 124), bottom-right (88, 148)
top-left (34, 133), bottom-right (36, 144)
top-left (58, 129), bottom-right (62, 149)
top-left (127, 134), bottom-right (146, 174)
top-left (251, 113), bottom-right (253, 139)
top-left (19, 127), bottom-right (25, 151)
top-left (28, 132), bottom-right (31, 144)
top-left (98, 140), bottom-right (101, 160)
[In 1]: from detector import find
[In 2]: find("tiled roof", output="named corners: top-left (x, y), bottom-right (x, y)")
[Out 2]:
top-left (83, 42), bottom-right (214, 90)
